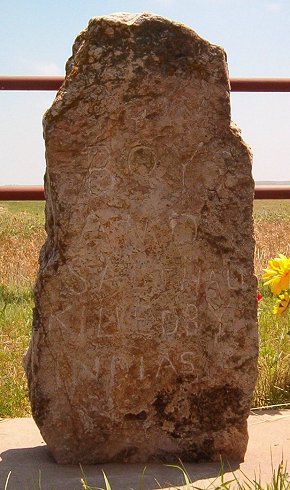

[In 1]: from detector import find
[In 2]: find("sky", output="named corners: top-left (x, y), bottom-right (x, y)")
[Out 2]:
top-left (1, 0), bottom-right (290, 185)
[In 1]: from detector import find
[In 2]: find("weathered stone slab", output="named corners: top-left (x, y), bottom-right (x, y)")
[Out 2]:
top-left (25, 12), bottom-right (258, 464)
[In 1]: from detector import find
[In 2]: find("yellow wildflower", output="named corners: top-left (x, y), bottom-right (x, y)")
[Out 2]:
top-left (273, 292), bottom-right (290, 315)
top-left (262, 254), bottom-right (290, 295)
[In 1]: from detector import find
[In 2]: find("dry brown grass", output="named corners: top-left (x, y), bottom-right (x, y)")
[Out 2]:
top-left (0, 203), bottom-right (46, 416)
top-left (0, 205), bottom-right (45, 287)
top-left (254, 219), bottom-right (290, 281)
top-left (253, 200), bottom-right (290, 407)
top-left (1, 200), bottom-right (290, 286)
top-left (253, 199), bottom-right (290, 281)
top-left (0, 200), bottom-right (290, 416)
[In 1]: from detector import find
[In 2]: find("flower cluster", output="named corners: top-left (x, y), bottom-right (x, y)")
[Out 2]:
top-left (263, 254), bottom-right (290, 315)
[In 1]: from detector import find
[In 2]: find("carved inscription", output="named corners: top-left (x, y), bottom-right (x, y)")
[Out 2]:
top-left (26, 11), bottom-right (257, 465)
top-left (128, 145), bottom-right (156, 174)
top-left (169, 213), bottom-right (198, 244)
top-left (80, 353), bottom-right (198, 385)
top-left (161, 304), bottom-right (198, 337)
top-left (87, 144), bottom-right (114, 194)
top-left (87, 144), bottom-right (110, 168)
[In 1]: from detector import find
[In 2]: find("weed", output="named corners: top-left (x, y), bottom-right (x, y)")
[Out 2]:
top-left (4, 472), bottom-right (11, 490)
top-left (79, 460), bottom-right (290, 490)
top-left (2, 454), bottom-right (290, 489)
top-left (0, 200), bottom-right (290, 416)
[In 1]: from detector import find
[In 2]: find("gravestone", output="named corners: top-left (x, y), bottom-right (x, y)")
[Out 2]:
top-left (24, 12), bottom-right (258, 464)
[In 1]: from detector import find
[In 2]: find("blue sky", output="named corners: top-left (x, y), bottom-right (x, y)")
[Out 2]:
top-left (1, 0), bottom-right (290, 184)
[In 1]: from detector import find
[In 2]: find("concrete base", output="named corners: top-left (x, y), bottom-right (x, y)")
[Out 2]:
top-left (0, 410), bottom-right (289, 490)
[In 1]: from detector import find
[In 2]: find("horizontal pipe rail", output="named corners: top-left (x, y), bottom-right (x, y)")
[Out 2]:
top-left (0, 186), bottom-right (44, 200)
top-left (0, 76), bottom-right (63, 91)
top-left (254, 185), bottom-right (290, 199)
top-left (1, 76), bottom-right (289, 201)
top-left (230, 78), bottom-right (290, 92)
top-left (1, 76), bottom-right (290, 92)
top-left (1, 185), bottom-right (290, 201)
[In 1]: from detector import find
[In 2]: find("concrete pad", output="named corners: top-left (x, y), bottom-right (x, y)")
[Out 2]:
top-left (0, 410), bottom-right (289, 490)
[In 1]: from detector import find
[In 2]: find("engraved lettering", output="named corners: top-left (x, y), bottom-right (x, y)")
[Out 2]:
top-left (89, 168), bottom-right (114, 194)
top-left (87, 144), bottom-right (110, 169)
top-left (180, 352), bottom-right (195, 373)
top-left (156, 356), bottom-right (177, 378)
top-left (183, 303), bottom-right (198, 336)
top-left (169, 213), bottom-right (198, 244)
top-left (206, 270), bottom-right (222, 311)
top-left (94, 356), bottom-right (101, 380)
top-left (128, 145), bottom-right (156, 173)
top-left (67, 266), bottom-right (88, 295)
top-left (161, 309), bottom-right (179, 336)
top-left (97, 307), bottom-right (118, 337)
top-left (139, 356), bottom-right (145, 380)
top-left (226, 267), bottom-right (244, 290)
top-left (134, 304), bottom-right (155, 334)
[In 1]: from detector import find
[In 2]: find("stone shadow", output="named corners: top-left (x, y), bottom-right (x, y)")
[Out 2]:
top-left (0, 445), bottom-right (240, 490)
top-left (250, 409), bottom-right (285, 417)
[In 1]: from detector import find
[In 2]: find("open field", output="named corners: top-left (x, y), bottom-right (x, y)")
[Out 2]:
top-left (0, 200), bottom-right (290, 416)
top-left (0, 201), bottom-right (45, 416)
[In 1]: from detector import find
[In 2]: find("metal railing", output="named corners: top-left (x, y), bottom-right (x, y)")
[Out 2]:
top-left (1, 76), bottom-right (290, 200)
top-left (1, 76), bottom-right (290, 92)
top-left (0, 185), bottom-right (289, 201)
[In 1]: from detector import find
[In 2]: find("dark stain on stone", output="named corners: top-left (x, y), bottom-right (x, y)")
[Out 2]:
top-left (32, 307), bottom-right (41, 331)
top-left (113, 446), bottom-right (139, 462)
top-left (153, 390), bottom-right (173, 422)
top-left (31, 385), bottom-right (51, 427)
top-left (190, 384), bottom-right (244, 431)
top-left (147, 438), bottom-right (215, 462)
top-left (124, 410), bottom-right (147, 421)
top-left (179, 438), bottom-right (215, 462)
top-left (152, 383), bottom-right (245, 457)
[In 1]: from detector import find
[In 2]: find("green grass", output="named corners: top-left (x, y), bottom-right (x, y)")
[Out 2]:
top-left (0, 200), bottom-right (45, 216)
top-left (253, 199), bottom-right (290, 221)
top-left (0, 200), bottom-right (290, 417)
top-left (4, 460), bottom-right (290, 490)
top-left (81, 460), bottom-right (290, 490)
top-left (0, 202), bottom-right (45, 416)
top-left (253, 284), bottom-right (290, 407)
top-left (0, 284), bottom-right (33, 416)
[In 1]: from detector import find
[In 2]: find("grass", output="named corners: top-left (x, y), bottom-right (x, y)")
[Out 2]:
top-left (0, 200), bottom-right (290, 416)
top-left (253, 287), bottom-right (290, 407)
top-left (0, 201), bottom-right (45, 416)
top-left (253, 200), bottom-right (290, 407)
top-left (82, 461), bottom-right (290, 490)
top-left (253, 200), bottom-right (290, 280)
top-left (3, 460), bottom-right (290, 490)
top-left (0, 284), bottom-right (33, 416)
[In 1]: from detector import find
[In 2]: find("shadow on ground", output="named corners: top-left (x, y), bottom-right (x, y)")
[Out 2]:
top-left (0, 444), bottom-right (240, 490)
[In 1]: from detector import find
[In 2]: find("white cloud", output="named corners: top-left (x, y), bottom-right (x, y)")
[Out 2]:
top-left (266, 2), bottom-right (282, 13)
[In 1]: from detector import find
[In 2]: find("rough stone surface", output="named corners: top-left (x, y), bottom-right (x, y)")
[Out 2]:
top-left (25, 12), bottom-right (258, 464)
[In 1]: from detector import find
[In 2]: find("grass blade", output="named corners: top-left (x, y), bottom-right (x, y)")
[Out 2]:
top-left (4, 471), bottom-right (11, 490)
top-left (165, 463), bottom-right (192, 485)
top-left (102, 470), bottom-right (112, 490)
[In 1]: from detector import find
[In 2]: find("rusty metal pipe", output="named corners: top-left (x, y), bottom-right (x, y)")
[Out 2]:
top-left (0, 76), bottom-right (63, 91)
top-left (254, 185), bottom-right (290, 199)
top-left (230, 78), bottom-right (290, 92)
top-left (1, 76), bottom-right (290, 201)
top-left (1, 186), bottom-right (290, 201)
top-left (0, 186), bottom-right (45, 200)
top-left (1, 76), bottom-right (290, 92)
